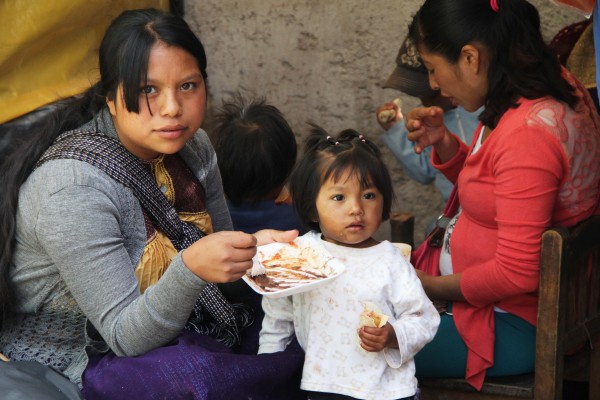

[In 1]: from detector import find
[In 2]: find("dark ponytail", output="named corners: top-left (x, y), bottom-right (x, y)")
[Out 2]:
top-left (409, 0), bottom-right (577, 128)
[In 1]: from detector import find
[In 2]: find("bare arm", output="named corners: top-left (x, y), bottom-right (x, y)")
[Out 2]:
top-left (416, 269), bottom-right (466, 302)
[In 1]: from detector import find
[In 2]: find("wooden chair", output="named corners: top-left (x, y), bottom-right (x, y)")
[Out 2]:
top-left (418, 215), bottom-right (600, 400)
top-left (389, 211), bottom-right (415, 248)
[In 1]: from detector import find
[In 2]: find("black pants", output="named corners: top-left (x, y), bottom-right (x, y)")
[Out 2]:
top-left (305, 391), bottom-right (415, 400)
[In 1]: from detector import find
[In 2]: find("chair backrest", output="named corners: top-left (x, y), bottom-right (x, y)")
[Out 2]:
top-left (535, 215), bottom-right (600, 400)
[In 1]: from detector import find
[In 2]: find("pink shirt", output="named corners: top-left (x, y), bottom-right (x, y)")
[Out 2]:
top-left (432, 69), bottom-right (600, 388)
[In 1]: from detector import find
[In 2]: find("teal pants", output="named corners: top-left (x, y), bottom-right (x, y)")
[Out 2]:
top-left (415, 304), bottom-right (536, 378)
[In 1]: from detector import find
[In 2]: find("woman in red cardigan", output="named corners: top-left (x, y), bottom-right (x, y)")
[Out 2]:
top-left (404, 0), bottom-right (600, 390)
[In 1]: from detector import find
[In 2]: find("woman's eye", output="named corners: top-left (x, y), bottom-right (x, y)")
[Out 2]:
top-left (141, 86), bottom-right (156, 94)
top-left (332, 194), bottom-right (344, 201)
top-left (181, 82), bottom-right (197, 91)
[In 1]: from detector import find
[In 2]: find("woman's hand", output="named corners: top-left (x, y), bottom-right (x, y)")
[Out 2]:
top-left (181, 229), bottom-right (299, 283)
top-left (182, 230), bottom-right (258, 283)
top-left (253, 229), bottom-right (299, 246)
top-left (358, 323), bottom-right (398, 352)
top-left (405, 106), bottom-right (458, 162)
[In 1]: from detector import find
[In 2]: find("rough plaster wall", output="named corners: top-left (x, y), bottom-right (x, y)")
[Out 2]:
top-left (185, 0), bottom-right (583, 244)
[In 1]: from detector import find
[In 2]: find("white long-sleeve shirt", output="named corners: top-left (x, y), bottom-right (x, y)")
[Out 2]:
top-left (258, 231), bottom-right (440, 400)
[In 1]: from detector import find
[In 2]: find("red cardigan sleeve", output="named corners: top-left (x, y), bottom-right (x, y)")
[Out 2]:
top-left (431, 133), bottom-right (471, 184)
top-left (459, 125), bottom-right (568, 306)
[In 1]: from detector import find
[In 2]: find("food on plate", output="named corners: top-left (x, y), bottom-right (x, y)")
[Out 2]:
top-left (247, 241), bottom-right (335, 293)
top-left (377, 98), bottom-right (403, 124)
top-left (359, 302), bottom-right (389, 328)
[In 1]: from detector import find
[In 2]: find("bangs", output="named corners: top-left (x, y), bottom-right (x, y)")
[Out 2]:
top-left (321, 151), bottom-right (377, 190)
top-left (121, 31), bottom-right (155, 113)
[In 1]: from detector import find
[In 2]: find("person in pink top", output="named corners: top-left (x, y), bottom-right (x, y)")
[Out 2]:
top-left (404, 0), bottom-right (600, 391)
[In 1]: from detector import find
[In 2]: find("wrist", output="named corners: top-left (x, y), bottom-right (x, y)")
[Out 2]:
top-left (433, 129), bottom-right (458, 163)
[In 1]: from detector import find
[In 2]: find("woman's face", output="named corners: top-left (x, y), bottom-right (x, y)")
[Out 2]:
top-left (107, 42), bottom-right (206, 160)
top-left (315, 168), bottom-right (383, 248)
top-left (418, 46), bottom-right (487, 113)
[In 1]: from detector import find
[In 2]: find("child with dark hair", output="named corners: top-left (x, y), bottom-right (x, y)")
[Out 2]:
top-left (258, 125), bottom-right (440, 400)
top-left (212, 94), bottom-right (306, 234)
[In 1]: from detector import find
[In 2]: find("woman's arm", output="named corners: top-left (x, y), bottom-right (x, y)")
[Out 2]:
top-left (416, 269), bottom-right (465, 301)
top-left (36, 180), bottom-right (201, 356)
top-left (382, 122), bottom-right (438, 184)
top-left (405, 106), bottom-right (459, 162)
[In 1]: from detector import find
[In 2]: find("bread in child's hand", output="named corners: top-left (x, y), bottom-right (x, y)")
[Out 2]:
top-left (377, 98), bottom-right (403, 124)
top-left (359, 302), bottom-right (389, 328)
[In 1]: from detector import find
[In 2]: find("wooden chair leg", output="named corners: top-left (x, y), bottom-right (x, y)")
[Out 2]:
top-left (389, 212), bottom-right (414, 248)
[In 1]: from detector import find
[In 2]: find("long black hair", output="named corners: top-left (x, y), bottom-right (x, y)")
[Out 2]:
top-left (408, 0), bottom-right (577, 128)
top-left (289, 124), bottom-right (394, 233)
top-left (0, 8), bottom-right (207, 328)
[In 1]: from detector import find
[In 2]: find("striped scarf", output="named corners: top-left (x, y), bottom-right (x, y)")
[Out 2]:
top-left (35, 130), bottom-right (251, 347)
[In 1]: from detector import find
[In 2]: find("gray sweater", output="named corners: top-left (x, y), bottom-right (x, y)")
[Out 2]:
top-left (0, 108), bottom-right (233, 386)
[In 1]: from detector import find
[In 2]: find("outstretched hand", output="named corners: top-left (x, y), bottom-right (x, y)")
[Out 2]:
top-left (358, 323), bottom-right (398, 352)
top-left (405, 106), bottom-right (447, 154)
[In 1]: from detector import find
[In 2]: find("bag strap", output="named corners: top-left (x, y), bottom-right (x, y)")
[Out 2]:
top-left (427, 184), bottom-right (460, 248)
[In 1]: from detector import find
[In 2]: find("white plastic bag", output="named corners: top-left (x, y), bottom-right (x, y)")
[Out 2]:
top-left (550, 0), bottom-right (595, 18)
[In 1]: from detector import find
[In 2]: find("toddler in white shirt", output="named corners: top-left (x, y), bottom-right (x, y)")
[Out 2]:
top-left (258, 125), bottom-right (440, 400)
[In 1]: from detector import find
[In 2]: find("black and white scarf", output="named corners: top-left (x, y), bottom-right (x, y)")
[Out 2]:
top-left (35, 129), bottom-right (251, 347)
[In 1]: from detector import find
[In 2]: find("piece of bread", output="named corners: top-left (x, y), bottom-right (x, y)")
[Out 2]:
top-left (359, 302), bottom-right (389, 328)
top-left (377, 98), bottom-right (403, 124)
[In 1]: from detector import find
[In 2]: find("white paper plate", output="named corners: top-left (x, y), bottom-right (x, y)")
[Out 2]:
top-left (242, 237), bottom-right (346, 298)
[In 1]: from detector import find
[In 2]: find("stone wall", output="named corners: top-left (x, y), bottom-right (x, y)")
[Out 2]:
top-left (184, 0), bottom-right (584, 244)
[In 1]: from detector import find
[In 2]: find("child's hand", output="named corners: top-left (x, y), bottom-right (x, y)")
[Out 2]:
top-left (376, 98), bottom-right (403, 131)
top-left (358, 323), bottom-right (398, 352)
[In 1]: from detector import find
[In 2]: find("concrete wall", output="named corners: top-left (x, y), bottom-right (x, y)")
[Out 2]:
top-left (184, 0), bottom-right (584, 244)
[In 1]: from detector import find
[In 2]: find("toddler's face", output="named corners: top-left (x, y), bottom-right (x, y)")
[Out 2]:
top-left (315, 169), bottom-right (383, 248)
